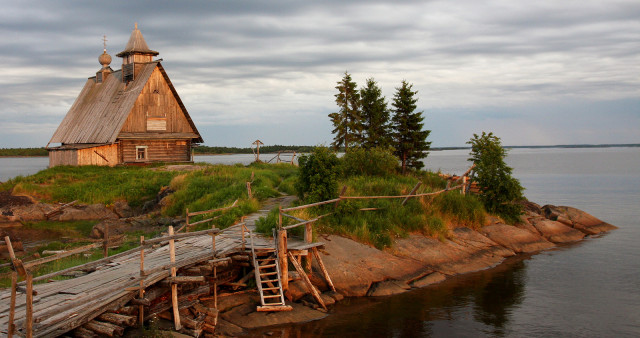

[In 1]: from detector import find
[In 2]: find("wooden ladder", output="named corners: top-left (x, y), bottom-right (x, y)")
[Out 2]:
top-left (250, 230), bottom-right (292, 312)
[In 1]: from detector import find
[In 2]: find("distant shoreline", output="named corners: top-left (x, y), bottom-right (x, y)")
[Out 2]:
top-left (0, 144), bottom-right (638, 157)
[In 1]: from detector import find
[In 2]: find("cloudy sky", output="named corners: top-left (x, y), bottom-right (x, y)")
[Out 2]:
top-left (1, 0), bottom-right (638, 148)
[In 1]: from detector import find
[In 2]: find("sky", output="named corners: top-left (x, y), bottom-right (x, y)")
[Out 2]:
top-left (1, 0), bottom-right (638, 148)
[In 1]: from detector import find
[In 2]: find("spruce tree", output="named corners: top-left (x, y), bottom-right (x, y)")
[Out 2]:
top-left (360, 78), bottom-right (391, 149)
top-left (329, 72), bottom-right (363, 152)
top-left (391, 80), bottom-right (431, 173)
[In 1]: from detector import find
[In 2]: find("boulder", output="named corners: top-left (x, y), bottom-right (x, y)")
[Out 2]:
top-left (213, 291), bottom-right (260, 313)
top-left (410, 272), bottom-right (446, 288)
top-left (394, 228), bottom-right (515, 276)
top-left (315, 235), bottom-right (419, 297)
top-left (90, 219), bottom-right (130, 239)
top-left (221, 302), bottom-right (326, 329)
top-left (111, 201), bottom-right (134, 218)
top-left (542, 205), bottom-right (617, 235)
top-left (528, 217), bottom-right (585, 243)
top-left (366, 280), bottom-right (410, 297)
top-left (9, 203), bottom-right (53, 221)
top-left (481, 223), bottom-right (555, 253)
top-left (55, 204), bottom-right (118, 221)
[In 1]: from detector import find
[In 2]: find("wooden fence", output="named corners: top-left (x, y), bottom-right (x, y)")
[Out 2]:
top-left (273, 164), bottom-right (476, 293)
top-left (181, 199), bottom-right (239, 233)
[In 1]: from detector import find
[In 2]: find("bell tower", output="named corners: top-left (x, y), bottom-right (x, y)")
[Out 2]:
top-left (116, 23), bottom-right (159, 83)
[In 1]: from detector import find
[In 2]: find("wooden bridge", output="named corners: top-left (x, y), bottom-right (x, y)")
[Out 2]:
top-left (0, 213), bottom-right (328, 337)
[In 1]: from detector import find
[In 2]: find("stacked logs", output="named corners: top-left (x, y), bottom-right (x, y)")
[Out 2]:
top-left (69, 253), bottom-right (241, 337)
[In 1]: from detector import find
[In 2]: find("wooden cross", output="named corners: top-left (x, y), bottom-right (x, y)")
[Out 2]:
top-left (252, 139), bottom-right (264, 162)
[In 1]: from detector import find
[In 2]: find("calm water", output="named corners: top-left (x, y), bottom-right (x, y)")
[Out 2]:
top-left (2, 148), bottom-right (639, 336)
top-left (288, 147), bottom-right (640, 337)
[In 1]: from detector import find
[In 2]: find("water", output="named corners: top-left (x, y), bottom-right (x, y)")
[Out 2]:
top-left (288, 147), bottom-right (640, 337)
top-left (2, 148), bottom-right (639, 336)
top-left (0, 157), bottom-right (49, 182)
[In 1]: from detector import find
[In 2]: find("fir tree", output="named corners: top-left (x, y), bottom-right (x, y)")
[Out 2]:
top-left (360, 78), bottom-right (391, 149)
top-left (329, 72), bottom-right (363, 152)
top-left (391, 80), bottom-right (431, 173)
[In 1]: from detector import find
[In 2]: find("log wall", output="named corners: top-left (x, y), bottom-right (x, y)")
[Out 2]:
top-left (120, 139), bottom-right (190, 163)
top-left (49, 144), bottom-right (119, 167)
top-left (49, 149), bottom-right (78, 167)
top-left (120, 68), bottom-right (194, 134)
top-left (77, 144), bottom-right (119, 166)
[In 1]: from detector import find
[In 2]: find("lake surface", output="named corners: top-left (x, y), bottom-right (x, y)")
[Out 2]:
top-left (285, 147), bottom-right (640, 337)
top-left (2, 148), bottom-right (639, 336)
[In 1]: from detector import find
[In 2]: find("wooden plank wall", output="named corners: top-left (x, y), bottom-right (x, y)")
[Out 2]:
top-left (120, 68), bottom-right (194, 134)
top-left (120, 139), bottom-right (190, 163)
top-left (49, 150), bottom-right (78, 167)
top-left (77, 144), bottom-right (119, 166)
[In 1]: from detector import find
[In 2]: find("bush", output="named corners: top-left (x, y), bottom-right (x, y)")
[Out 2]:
top-left (432, 191), bottom-right (486, 228)
top-left (467, 132), bottom-right (524, 223)
top-left (295, 147), bottom-right (340, 203)
top-left (341, 147), bottom-right (398, 177)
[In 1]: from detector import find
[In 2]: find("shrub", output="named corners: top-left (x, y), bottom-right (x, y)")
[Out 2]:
top-left (467, 132), bottom-right (524, 223)
top-left (432, 191), bottom-right (486, 228)
top-left (341, 147), bottom-right (398, 177)
top-left (295, 147), bottom-right (340, 203)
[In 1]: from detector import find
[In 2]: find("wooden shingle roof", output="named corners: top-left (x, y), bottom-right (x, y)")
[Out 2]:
top-left (48, 61), bottom-right (203, 146)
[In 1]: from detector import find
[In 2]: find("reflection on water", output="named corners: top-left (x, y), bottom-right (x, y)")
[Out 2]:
top-left (247, 257), bottom-right (529, 337)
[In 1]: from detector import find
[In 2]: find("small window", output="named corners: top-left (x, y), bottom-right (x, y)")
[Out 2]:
top-left (136, 146), bottom-right (148, 161)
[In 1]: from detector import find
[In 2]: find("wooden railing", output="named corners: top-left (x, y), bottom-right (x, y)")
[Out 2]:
top-left (181, 199), bottom-right (239, 232)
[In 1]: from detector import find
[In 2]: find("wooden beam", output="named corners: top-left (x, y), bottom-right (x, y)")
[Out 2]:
top-left (168, 226), bottom-right (182, 331)
top-left (287, 252), bottom-right (326, 310)
top-left (142, 228), bottom-right (220, 245)
top-left (401, 181), bottom-right (422, 206)
top-left (312, 247), bottom-right (336, 292)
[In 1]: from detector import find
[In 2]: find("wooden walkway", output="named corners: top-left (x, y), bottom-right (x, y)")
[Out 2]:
top-left (0, 217), bottom-right (319, 337)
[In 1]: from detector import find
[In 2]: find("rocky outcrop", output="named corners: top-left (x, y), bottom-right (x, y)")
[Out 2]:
top-left (313, 235), bottom-right (419, 297)
top-left (526, 216), bottom-right (585, 243)
top-left (481, 223), bottom-right (555, 253)
top-left (543, 205), bottom-right (618, 235)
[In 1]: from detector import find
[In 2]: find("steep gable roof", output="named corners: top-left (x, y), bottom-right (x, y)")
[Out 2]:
top-left (49, 61), bottom-right (203, 145)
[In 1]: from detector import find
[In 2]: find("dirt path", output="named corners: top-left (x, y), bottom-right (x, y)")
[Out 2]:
top-left (243, 194), bottom-right (297, 231)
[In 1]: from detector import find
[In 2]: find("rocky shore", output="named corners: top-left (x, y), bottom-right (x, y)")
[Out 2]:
top-left (215, 201), bottom-right (617, 333)
top-left (0, 192), bottom-right (617, 334)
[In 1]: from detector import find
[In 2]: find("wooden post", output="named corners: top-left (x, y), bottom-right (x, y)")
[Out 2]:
top-left (26, 273), bottom-right (33, 338)
top-left (103, 221), bottom-right (109, 258)
top-left (461, 176), bottom-right (467, 195)
top-left (247, 181), bottom-right (252, 199)
top-left (8, 271), bottom-right (17, 337)
top-left (186, 208), bottom-right (190, 231)
top-left (291, 151), bottom-right (296, 165)
top-left (402, 181), bottom-right (422, 206)
top-left (4, 236), bottom-right (26, 277)
top-left (168, 226), bottom-right (182, 330)
top-left (278, 229), bottom-right (289, 294)
top-left (304, 222), bottom-right (313, 273)
top-left (212, 223), bottom-right (217, 309)
top-left (241, 224), bottom-right (246, 251)
top-left (139, 236), bottom-right (145, 327)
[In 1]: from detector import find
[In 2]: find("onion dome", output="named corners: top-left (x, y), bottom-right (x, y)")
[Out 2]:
top-left (99, 49), bottom-right (112, 68)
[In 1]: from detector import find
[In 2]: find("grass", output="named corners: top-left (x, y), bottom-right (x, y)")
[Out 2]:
top-left (24, 220), bottom-right (98, 238)
top-left (4, 165), bottom-right (176, 207)
top-left (304, 173), bottom-right (487, 249)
